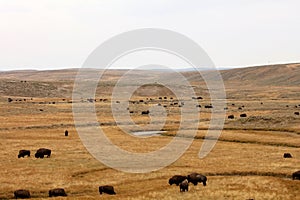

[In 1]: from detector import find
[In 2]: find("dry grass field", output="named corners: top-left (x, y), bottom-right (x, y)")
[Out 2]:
top-left (0, 64), bottom-right (299, 199)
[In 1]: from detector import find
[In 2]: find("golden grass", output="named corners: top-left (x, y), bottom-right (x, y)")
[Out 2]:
top-left (0, 80), bottom-right (300, 199)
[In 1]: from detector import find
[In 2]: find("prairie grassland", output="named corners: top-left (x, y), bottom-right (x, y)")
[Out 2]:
top-left (0, 83), bottom-right (300, 199)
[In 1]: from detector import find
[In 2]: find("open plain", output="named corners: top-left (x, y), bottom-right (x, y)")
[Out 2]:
top-left (0, 63), bottom-right (299, 199)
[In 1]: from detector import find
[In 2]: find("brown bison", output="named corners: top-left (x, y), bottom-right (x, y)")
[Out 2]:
top-left (14, 189), bottom-right (31, 199)
top-left (99, 185), bottom-right (116, 195)
top-left (179, 179), bottom-right (189, 192)
top-left (141, 110), bottom-right (150, 115)
top-left (187, 173), bottom-right (207, 186)
top-left (49, 188), bottom-right (67, 197)
top-left (35, 148), bottom-right (51, 158)
top-left (228, 115), bottom-right (234, 119)
top-left (204, 105), bottom-right (213, 108)
top-left (169, 175), bottom-right (187, 186)
top-left (292, 170), bottom-right (300, 180)
top-left (18, 150), bottom-right (30, 158)
top-left (65, 130), bottom-right (68, 136)
top-left (283, 153), bottom-right (292, 158)
top-left (240, 113), bottom-right (247, 118)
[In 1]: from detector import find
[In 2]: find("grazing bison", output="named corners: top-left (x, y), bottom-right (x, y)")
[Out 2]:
top-left (240, 113), bottom-right (247, 118)
top-left (18, 150), bottom-right (30, 158)
top-left (35, 148), bottom-right (51, 158)
top-left (179, 179), bottom-right (189, 192)
top-left (14, 189), bottom-right (31, 199)
top-left (204, 105), bottom-right (213, 108)
top-left (294, 112), bottom-right (300, 115)
top-left (292, 170), bottom-right (300, 180)
top-left (99, 185), bottom-right (116, 195)
top-left (228, 115), bottom-right (234, 119)
top-left (65, 130), bottom-right (68, 136)
top-left (141, 110), bottom-right (150, 115)
top-left (49, 188), bottom-right (67, 197)
top-left (187, 173), bottom-right (207, 186)
top-left (169, 175), bottom-right (187, 186)
top-left (283, 153), bottom-right (292, 158)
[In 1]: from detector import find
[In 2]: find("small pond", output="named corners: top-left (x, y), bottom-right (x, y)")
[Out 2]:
top-left (130, 130), bottom-right (166, 136)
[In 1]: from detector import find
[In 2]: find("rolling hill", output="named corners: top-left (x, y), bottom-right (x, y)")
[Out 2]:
top-left (0, 63), bottom-right (299, 98)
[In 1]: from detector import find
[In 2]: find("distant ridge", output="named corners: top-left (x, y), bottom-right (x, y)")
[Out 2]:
top-left (219, 63), bottom-right (300, 86)
top-left (0, 62), bottom-right (299, 86)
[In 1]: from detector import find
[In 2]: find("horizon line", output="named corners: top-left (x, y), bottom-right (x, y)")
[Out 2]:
top-left (0, 61), bottom-right (299, 72)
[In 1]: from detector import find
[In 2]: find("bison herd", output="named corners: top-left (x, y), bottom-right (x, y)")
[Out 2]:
top-left (18, 148), bottom-right (51, 159)
top-left (14, 184), bottom-right (116, 198)
top-left (14, 188), bottom-right (68, 199)
top-left (11, 97), bottom-right (300, 198)
top-left (15, 129), bottom-right (118, 198)
top-left (169, 173), bottom-right (207, 192)
top-left (13, 171), bottom-right (207, 197)
top-left (14, 185), bottom-right (116, 198)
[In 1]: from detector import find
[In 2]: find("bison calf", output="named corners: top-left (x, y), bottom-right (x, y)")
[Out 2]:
top-left (35, 148), bottom-right (51, 158)
top-left (14, 189), bottom-right (31, 199)
top-left (18, 150), bottom-right (30, 158)
top-left (169, 175), bottom-right (187, 186)
top-left (292, 170), bottom-right (300, 180)
top-left (187, 173), bottom-right (207, 186)
top-left (99, 185), bottom-right (116, 195)
top-left (179, 179), bottom-right (189, 192)
top-left (49, 188), bottom-right (67, 197)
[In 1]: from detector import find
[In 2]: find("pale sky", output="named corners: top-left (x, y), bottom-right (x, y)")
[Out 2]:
top-left (0, 0), bottom-right (299, 71)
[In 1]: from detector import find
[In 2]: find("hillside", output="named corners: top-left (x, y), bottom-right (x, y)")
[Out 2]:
top-left (220, 63), bottom-right (300, 86)
top-left (0, 63), bottom-right (299, 98)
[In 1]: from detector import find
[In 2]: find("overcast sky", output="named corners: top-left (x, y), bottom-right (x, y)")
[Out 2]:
top-left (0, 0), bottom-right (299, 71)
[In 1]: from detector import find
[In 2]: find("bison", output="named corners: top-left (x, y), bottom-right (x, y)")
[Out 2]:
top-left (187, 173), bottom-right (207, 186)
top-left (179, 179), bottom-right (189, 192)
top-left (283, 153), bottom-right (292, 158)
top-left (14, 189), bottom-right (31, 199)
top-left (99, 185), bottom-right (116, 195)
top-left (240, 113), bottom-right (247, 118)
top-left (204, 105), bottom-right (213, 108)
top-left (65, 130), bottom-right (68, 136)
top-left (292, 170), bottom-right (300, 180)
top-left (169, 175), bottom-right (187, 186)
top-left (228, 115), bottom-right (234, 119)
top-left (49, 188), bottom-right (67, 197)
top-left (35, 148), bottom-right (51, 158)
top-left (18, 150), bottom-right (30, 158)
top-left (294, 112), bottom-right (300, 115)
top-left (141, 110), bottom-right (150, 115)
